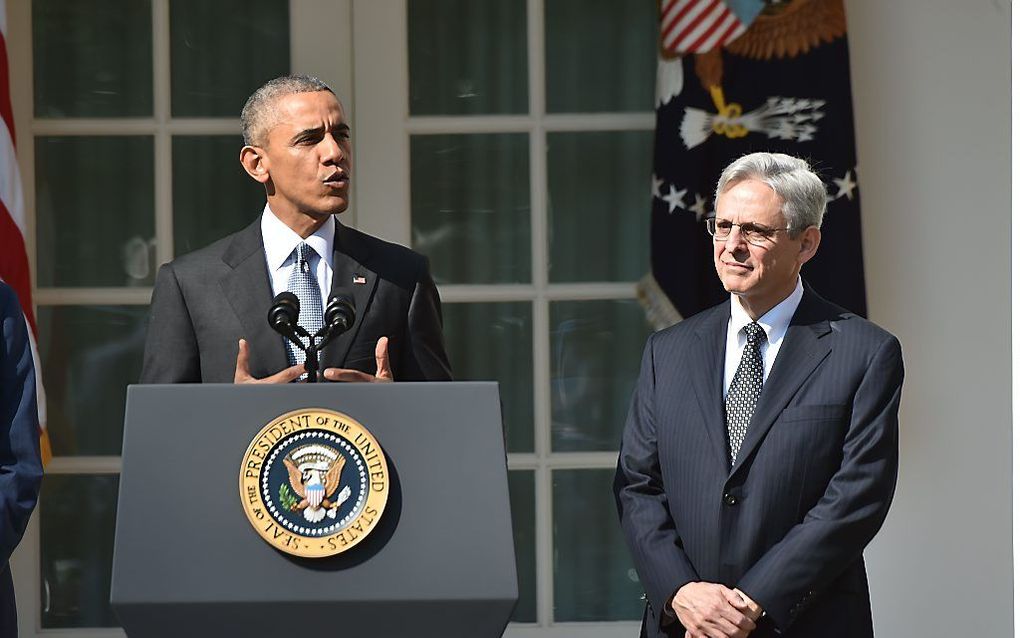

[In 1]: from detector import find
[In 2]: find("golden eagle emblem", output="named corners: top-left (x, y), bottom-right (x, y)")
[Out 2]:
top-left (281, 444), bottom-right (351, 523)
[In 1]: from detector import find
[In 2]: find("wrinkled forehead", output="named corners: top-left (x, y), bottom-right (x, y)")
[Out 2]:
top-left (280, 89), bottom-right (344, 114)
top-left (717, 179), bottom-right (785, 221)
top-left (256, 90), bottom-right (347, 144)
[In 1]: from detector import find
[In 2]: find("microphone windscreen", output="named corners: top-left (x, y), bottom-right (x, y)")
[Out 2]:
top-left (324, 291), bottom-right (356, 333)
top-left (268, 292), bottom-right (300, 334)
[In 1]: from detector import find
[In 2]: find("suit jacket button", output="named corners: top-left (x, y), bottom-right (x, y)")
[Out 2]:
top-left (723, 493), bottom-right (738, 506)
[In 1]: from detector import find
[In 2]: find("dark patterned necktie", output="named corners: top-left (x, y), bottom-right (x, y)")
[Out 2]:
top-left (284, 242), bottom-right (324, 367)
top-left (725, 321), bottom-right (766, 465)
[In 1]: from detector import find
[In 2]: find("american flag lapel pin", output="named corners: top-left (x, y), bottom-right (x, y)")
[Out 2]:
top-left (353, 274), bottom-right (367, 285)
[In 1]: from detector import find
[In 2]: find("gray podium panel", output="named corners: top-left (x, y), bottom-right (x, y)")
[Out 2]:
top-left (111, 382), bottom-right (517, 638)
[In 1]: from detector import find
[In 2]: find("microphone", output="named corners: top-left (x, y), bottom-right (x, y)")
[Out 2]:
top-left (267, 292), bottom-right (300, 337)
top-left (322, 291), bottom-right (356, 340)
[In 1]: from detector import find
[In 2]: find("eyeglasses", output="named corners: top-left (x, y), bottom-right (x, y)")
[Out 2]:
top-left (705, 217), bottom-right (793, 246)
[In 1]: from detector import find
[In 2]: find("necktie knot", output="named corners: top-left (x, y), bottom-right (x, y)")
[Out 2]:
top-left (295, 242), bottom-right (313, 273)
top-left (744, 322), bottom-right (765, 348)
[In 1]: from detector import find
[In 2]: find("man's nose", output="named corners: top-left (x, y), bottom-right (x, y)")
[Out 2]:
top-left (321, 135), bottom-right (344, 163)
top-left (723, 225), bottom-right (748, 252)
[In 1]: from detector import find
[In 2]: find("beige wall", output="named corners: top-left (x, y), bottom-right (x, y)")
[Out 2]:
top-left (846, 1), bottom-right (1011, 635)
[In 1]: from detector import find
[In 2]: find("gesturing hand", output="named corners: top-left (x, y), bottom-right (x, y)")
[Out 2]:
top-left (322, 336), bottom-right (394, 383)
top-left (673, 582), bottom-right (756, 638)
top-left (233, 339), bottom-right (305, 384)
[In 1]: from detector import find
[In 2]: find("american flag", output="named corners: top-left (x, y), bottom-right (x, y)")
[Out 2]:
top-left (660, 0), bottom-right (761, 55)
top-left (0, 0), bottom-right (51, 464)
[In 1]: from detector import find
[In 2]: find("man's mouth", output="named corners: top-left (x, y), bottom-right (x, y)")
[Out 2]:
top-left (722, 260), bottom-right (752, 271)
top-left (323, 172), bottom-right (349, 187)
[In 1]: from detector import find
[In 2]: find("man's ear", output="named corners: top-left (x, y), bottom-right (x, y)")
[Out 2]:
top-left (797, 226), bottom-right (822, 265)
top-left (240, 145), bottom-right (270, 184)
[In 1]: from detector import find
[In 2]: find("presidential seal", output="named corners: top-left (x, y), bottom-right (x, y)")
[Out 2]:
top-left (239, 408), bottom-right (389, 558)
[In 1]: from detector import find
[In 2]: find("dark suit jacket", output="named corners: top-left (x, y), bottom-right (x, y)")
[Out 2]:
top-left (140, 217), bottom-right (452, 383)
top-left (0, 281), bottom-right (44, 636)
top-left (614, 285), bottom-right (902, 638)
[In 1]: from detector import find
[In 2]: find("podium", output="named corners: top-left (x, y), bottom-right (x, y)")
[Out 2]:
top-left (111, 383), bottom-right (518, 638)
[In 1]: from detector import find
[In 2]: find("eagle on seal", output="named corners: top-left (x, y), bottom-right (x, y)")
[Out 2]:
top-left (283, 445), bottom-right (352, 523)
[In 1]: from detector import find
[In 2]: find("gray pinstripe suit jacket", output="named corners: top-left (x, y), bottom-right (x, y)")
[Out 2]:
top-left (615, 285), bottom-right (902, 637)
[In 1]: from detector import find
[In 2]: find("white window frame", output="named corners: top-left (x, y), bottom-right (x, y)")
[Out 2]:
top-left (352, 2), bottom-right (647, 635)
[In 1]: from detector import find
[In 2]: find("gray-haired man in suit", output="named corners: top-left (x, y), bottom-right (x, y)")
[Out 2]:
top-left (141, 75), bottom-right (451, 384)
top-left (615, 152), bottom-right (902, 638)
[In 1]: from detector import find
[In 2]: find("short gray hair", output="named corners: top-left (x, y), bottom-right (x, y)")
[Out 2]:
top-left (240, 75), bottom-right (334, 146)
top-left (714, 152), bottom-right (827, 231)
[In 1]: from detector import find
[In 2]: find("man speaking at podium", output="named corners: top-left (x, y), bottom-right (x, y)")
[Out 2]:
top-left (615, 153), bottom-right (902, 638)
top-left (141, 75), bottom-right (452, 384)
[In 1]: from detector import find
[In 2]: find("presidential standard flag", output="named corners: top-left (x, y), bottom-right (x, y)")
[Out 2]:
top-left (640, 0), bottom-right (866, 327)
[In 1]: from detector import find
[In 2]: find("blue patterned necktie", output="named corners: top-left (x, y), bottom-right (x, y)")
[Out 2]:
top-left (725, 322), bottom-right (766, 465)
top-left (284, 242), bottom-right (324, 367)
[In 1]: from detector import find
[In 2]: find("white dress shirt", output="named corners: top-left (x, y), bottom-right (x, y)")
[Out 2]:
top-left (260, 205), bottom-right (334, 309)
top-left (722, 277), bottom-right (804, 398)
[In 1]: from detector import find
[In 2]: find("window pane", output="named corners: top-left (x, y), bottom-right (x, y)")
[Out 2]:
top-left (509, 470), bottom-right (537, 623)
top-left (173, 136), bottom-right (265, 255)
top-left (35, 136), bottom-right (155, 288)
top-left (411, 134), bottom-right (531, 284)
top-left (170, 0), bottom-right (290, 117)
top-left (552, 469), bottom-right (643, 621)
top-left (443, 302), bottom-right (533, 453)
top-left (40, 474), bottom-right (120, 628)
top-left (545, 0), bottom-right (657, 113)
top-left (408, 0), bottom-right (528, 115)
top-left (33, 0), bottom-right (153, 117)
top-left (38, 306), bottom-right (148, 457)
top-left (548, 131), bottom-right (652, 282)
top-left (550, 300), bottom-right (651, 452)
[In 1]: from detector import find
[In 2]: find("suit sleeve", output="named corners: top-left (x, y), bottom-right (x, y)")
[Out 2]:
top-left (0, 285), bottom-right (43, 564)
top-left (614, 335), bottom-right (700, 630)
top-left (140, 263), bottom-right (202, 383)
top-left (736, 334), bottom-right (903, 630)
top-left (399, 257), bottom-right (452, 381)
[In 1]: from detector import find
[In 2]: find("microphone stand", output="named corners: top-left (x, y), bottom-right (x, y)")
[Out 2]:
top-left (280, 324), bottom-right (345, 383)
top-left (270, 291), bottom-right (355, 383)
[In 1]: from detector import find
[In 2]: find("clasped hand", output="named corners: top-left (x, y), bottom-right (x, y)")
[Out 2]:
top-left (234, 336), bottom-right (393, 383)
top-left (672, 582), bottom-right (762, 638)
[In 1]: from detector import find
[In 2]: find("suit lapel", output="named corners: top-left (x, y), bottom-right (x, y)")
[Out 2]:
top-left (219, 219), bottom-right (289, 377)
top-left (690, 303), bottom-right (731, 469)
top-left (729, 288), bottom-right (834, 476)
top-left (320, 220), bottom-right (380, 368)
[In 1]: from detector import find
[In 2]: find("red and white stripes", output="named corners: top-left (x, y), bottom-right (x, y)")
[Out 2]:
top-left (661, 0), bottom-right (748, 55)
top-left (0, 0), bottom-right (51, 464)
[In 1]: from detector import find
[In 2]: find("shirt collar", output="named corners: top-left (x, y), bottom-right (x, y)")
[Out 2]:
top-left (260, 204), bottom-right (335, 271)
top-left (728, 277), bottom-right (804, 345)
